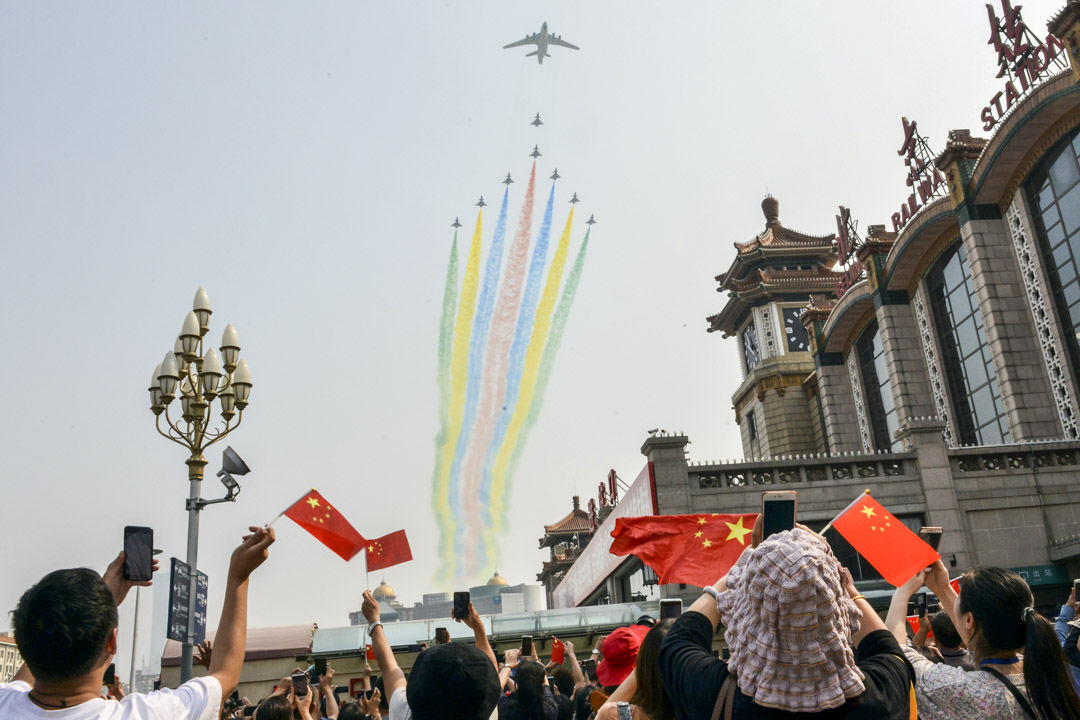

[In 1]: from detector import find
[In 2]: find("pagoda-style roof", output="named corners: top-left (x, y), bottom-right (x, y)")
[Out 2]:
top-left (715, 196), bottom-right (838, 290)
top-left (539, 496), bottom-right (593, 549)
top-left (707, 197), bottom-right (841, 336)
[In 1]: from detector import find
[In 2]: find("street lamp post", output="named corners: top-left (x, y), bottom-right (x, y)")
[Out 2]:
top-left (148, 287), bottom-right (253, 683)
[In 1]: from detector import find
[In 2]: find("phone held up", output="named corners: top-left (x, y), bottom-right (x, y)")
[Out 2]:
top-left (453, 591), bottom-right (470, 620)
top-left (918, 526), bottom-right (943, 552)
top-left (291, 671), bottom-right (309, 698)
top-left (123, 526), bottom-right (154, 582)
top-left (103, 663), bottom-right (116, 686)
top-left (434, 627), bottom-right (450, 645)
top-left (916, 592), bottom-right (928, 617)
top-left (760, 491), bottom-right (797, 541)
top-left (659, 599), bottom-right (682, 620)
top-left (521, 635), bottom-right (533, 657)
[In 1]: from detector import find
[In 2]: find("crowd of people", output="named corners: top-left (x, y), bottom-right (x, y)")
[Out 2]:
top-left (7, 520), bottom-right (1080, 719)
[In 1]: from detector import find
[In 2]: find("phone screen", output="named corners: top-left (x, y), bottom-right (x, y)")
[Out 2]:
top-left (521, 635), bottom-right (533, 657)
top-left (244, 707), bottom-right (256, 717)
top-left (103, 663), bottom-right (116, 686)
top-left (1075, 579), bottom-right (1080, 597)
top-left (453, 591), bottom-right (470, 620)
top-left (314, 657), bottom-right (327, 679)
top-left (292, 672), bottom-right (309, 697)
top-left (123, 526), bottom-right (154, 581)
top-left (660, 599), bottom-right (682, 620)
top-left (435, 627), bottom-right (449, 645)
top-left (918, 527), bottom-right (943, 551)
top-left (582, 659), bottom-right (597, 681)
top-left (916, 593), bottom-right (928, 616)
top-left (761, 494), bottom-right (796, 540)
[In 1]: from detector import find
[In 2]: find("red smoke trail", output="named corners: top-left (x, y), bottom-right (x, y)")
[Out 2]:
top-left (459, 161), bottom-right (536, 579)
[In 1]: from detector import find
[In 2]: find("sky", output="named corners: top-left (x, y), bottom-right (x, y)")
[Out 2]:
top-left (0, 0), bottom-right (1050, 680)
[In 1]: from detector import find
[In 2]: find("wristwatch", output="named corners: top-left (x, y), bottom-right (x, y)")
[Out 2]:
top-left (704, 586), bottom-right (721, 600)
top-left (368, 621), bottom-right (383, 635)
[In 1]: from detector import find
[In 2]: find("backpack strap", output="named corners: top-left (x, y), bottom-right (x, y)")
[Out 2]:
top-left (709, 673), bottom-right (737, 720)
top-left (978, 667), bottom-right (1037, 720)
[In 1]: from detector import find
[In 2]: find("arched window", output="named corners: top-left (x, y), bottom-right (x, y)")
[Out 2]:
top-left (854, 320), bottom-right (899, 451)
top-left (925, 243), bottom-right (1011, 445)
top-left (1026, 129), bottom-right (1080, 384)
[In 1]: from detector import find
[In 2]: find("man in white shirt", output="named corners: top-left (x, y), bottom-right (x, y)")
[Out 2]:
top-left (0, 524), bottom-right (275, 719)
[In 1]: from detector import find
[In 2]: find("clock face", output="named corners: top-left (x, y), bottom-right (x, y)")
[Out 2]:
top-left (783, 307), bottom-right (810, 352)
top-left (742, 323), bottom-right (760, 373)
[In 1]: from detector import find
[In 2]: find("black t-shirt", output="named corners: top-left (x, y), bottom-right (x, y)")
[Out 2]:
top-left (553, 693), bottom-right (573, 720)
top-left (657, 611), bottom-right (913, 719)
top-left (1066, 625), bottom-right (1080, 669)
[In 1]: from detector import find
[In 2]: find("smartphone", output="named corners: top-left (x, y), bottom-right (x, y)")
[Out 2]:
top-left (292, 671), bottom-right (309, 697)
top-left (407, 643), bottom-right (424, 653)
top-left (1075, 579), bottom-right (1080, 598)
top-left (916, 593), bottom-right (928, 617)
top-left (521, 635), bottom-right (533, 657)
top-left (123, 526), bottom-right (154, 581)
top-left (310, 657), bottom-right (327, 682)
top-left (547, 676), bottom-right (555, 686)
top-left (918, 526), bottom-right (943, 551)
top-left (761, 491), bottom-right (797, 540)
top-left (453, 591), bottom-right (470, 620)
top-left (435, 627), bottom-right (450, 645)
top-left (496, 651), bottom-right (506, 665)
top-left (582, 658), bottom-right (597, 682)
top-left (243, 707), bottom-right (256, 717)
top-left (660, 599), bottom-right (682, 620)
top-left (229, 690), bottom-right (240, 705)
top-left (103, 663), bottom-right (116, 686)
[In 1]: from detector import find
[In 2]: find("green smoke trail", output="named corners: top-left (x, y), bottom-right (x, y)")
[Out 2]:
top-left (430, 233), bottom-right (459, 527)
top-left (501, 229), bottom-right (591, 526)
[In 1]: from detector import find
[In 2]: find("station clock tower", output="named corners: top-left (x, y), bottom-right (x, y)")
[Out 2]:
top-left (707, 196), bottom-right (842, 458)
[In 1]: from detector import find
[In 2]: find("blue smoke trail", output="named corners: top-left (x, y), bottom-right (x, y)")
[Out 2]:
top-left (449, 188), bottom-right (510, 559)
top-left (479, 182), bottom-right (555, 527)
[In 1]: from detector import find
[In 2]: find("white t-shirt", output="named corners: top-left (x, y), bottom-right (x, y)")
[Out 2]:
top-left (0, 678), bottom-right (222, 720)
top-left (388, 686), bottom-right (497, 720)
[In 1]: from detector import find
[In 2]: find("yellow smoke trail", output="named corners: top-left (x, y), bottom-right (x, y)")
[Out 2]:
top-left (436, 210), bottom-right (483, 582)
top-left (487, 208), bottom-right (574, 541)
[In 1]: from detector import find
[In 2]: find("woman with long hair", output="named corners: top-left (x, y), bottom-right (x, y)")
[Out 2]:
top-left (499, 657), bottom-right (558, 720)
top-left (595, 620), bottom-right (675, 720)
top-left (891, 561), bottom-right (1080, 719)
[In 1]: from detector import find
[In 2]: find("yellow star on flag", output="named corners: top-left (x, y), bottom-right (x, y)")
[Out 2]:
top-left (725, 517), bottom-right (753, 546)
top-left (697, 517), bottom-right (707, 525)
top-left (702, 539), bottom-right (713, 548)
top-left (306, 497), bottom-right (320, 508)
top-left (368, 545), bottom-right (374, 552)
top-left (860, 505), bottom-right (875, 519)
top-left (694, 531), bottom-right (703, 538)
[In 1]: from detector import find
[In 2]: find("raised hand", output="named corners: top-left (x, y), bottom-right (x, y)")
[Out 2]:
top-left (362, 687), bottom-right (381, 716)
top-left (195, 640), bottom-right (213, 668)
top-left (362, 589), bottom-right (381, 625)
top-left (102, 551), bottom-right (159, 606)
top-left (229, 526), bottom-right (275, 583)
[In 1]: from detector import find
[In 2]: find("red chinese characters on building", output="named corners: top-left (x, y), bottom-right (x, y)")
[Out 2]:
top-left (981, 0), bottom-right (1066, 130)
top-left (891, 117), bottom-right (946, 233)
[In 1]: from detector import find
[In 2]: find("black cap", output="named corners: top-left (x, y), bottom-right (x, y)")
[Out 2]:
top-left (635, 615), bottom-right (656, 628)
top-left (407, 643), bottom-right (500, 720)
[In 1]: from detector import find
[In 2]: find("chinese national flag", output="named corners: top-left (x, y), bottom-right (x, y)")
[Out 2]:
top-left (282, 489), bottom-right (366, 561)
top-left (551, 638), bottom-right (565, 665)
top-left (365, 645), bottom-right (375, 661)
top-left (366, 529), bottom-right (413, 572)
top-left (830, 492), bottom-right (940, 586)
top-left (609, 513), bottom-right (758, 587)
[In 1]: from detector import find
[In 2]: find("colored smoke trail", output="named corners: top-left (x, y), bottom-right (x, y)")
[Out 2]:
top-left (472, 185), bottom-right (556, 573)
top-left (484, 209), bottom-right (574, 561)
top-left (435, 211), bottom-right (483, 584)
top-left (449, 189), bottom-right (509, 564)
top-left (498, 229), bottom-right (592, 535)
top-left (457, 162), bottom-right (536, 582)
top-left (430, 232), bottom-right (460, 473)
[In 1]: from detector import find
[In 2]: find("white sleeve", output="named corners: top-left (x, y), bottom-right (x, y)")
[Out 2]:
top-left (388, 685), bottom-right (411, 720)
top-left (126, 676), bottom-right (223, 720)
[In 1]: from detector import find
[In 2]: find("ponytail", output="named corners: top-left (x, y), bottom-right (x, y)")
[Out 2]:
top-left (960, 567), bottom-right (1080, 720)
top-left (1022, 609), bottom-right (1080, 720)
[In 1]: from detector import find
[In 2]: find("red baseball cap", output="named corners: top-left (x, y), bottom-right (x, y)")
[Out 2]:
top-left (596, 624), bottom-right (651, 687)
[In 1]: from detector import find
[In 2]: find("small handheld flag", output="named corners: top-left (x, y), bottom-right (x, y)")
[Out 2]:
top-left (281, 489), bottom-right (366, 561)
top-left (366, 529), bottom-right (413, 572)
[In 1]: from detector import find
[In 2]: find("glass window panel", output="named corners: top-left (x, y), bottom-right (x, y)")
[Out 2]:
top-left (1061, 183), bottom-right (1080, 235)
top-left (1064, 281), bottom-right (1080, 309)
top-left (1047, 221), bottom-right (1066, 246)
top-left (956, 317), bottom-right (979, 353)
top-left (943, 255), bottom-right (965, 291)
top-left (1043, 204), bottom-right (1063, 230)
top-left (1038, 180), bottom-right (1055, 209)
top-left (971, 386), bottom-right (998, 426)
top-left (962, 350), bottom-right (990, 388)
top-left (855, 321), bottom-right (898, 452)
top-left (1054, 239), bottom-right (1073, 268)
top-left (1051, 151), bottom-right (1080, 196)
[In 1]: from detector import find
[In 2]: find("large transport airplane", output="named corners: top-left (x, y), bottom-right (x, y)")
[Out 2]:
top-left (504, 22), bottom-right (579, 64)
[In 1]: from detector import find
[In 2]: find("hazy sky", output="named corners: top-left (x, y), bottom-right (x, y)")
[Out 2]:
top-left (1, 1), bottom-right (1043, 679)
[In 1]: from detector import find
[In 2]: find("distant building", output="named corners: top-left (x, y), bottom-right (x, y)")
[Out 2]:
top-left (349, 573), bottom-right (546, 625)
top-left (0, 635), bottom-right (21, 682)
